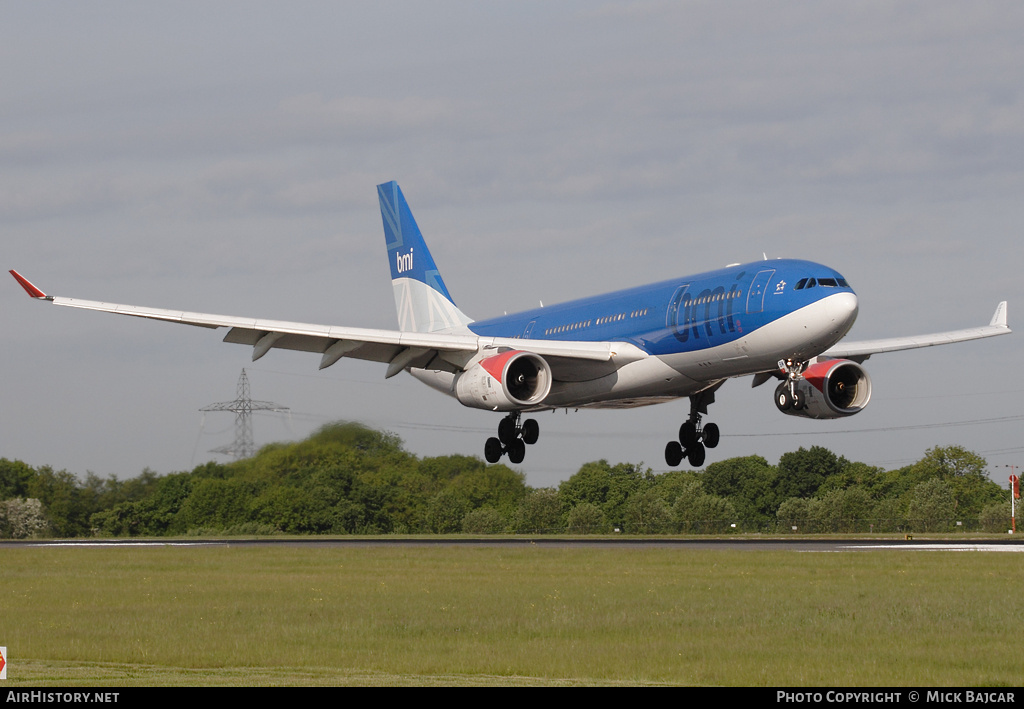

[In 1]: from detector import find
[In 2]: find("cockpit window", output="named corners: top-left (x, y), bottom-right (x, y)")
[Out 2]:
top-left (795, 275), bottom-right (850, 290)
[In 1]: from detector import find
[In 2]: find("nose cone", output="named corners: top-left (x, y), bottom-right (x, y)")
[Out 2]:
top-left (825, 291), bottom-right (859, 338)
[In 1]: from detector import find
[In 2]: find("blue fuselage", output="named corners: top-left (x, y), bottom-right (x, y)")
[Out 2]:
top-left (469, 258), bottom-right (856, 357)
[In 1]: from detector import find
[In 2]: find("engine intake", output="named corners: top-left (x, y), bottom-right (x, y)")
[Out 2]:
top-left (455, 350), bottom-right (552, 411)
top-left (776, 359), bottom-right (872, 419)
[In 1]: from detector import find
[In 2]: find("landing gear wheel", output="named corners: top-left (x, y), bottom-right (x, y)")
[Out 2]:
top-left (484, 437), bottom-right (503, 464)
top-left (679, 421), bottom-right (699, 447)
top-left (521, 418), bottom-right (539, 445)
top-left (665, 441), bottom-right (683, 467)
top-left (702, 422), bottom-right (720, 449)
top-left (686, 442), bottom-right (706, 467)
top-left (507, 438), bottom-right (526, 465)
top-left (670, 389), bottom-right (722, 468)
top-left (775, 383), bottom-right (793, 412)
top-left (791, 389), bottom-right (804, 411)
top-left (487, 413), bottom-right (538, 465)
top-left (498, 416), bottom-right (518, 445)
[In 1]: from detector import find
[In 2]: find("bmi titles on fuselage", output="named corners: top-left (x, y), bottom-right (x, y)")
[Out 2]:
top-left (668, 283), bottom-right (744, 343)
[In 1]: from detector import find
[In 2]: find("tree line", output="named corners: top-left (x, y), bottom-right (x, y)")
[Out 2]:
top-left (0, 422), bottom-right (1014, 537)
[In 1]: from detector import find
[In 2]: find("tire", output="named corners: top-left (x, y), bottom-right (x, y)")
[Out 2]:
top-left (702, 422), bottom-right (720, 449)
top-left (498, 417), bottom-right (518, 445)
top-left (679, 421), bottom-right (699, 447)
top-left (665, 441), bottom-right (683, 467)
top-left (508, 439), bottom-right (526, 465)
top-left (484, 437), bottom-right (503, 464)
top-left (521, 418), bottom-right (539, 445)
top-left (775, 384), bottom-right (793, 412)
top-left (687, 442), bottom-right (706, 467)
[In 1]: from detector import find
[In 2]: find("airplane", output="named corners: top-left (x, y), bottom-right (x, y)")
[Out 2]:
top-left (10, 181), bottom-right (1011, 468)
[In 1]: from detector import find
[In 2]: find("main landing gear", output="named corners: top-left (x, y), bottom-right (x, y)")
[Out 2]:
top-left (664, 389), bottom-right (721, 468)
top-left (664, 416), bottom-right (719, 467)
top-left (484, 412), bottom-right (539, 465)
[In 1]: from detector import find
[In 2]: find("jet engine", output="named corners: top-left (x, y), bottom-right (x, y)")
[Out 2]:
top-left (775, 359), bottom-right (872, 419)
top-left (454, 350), bottom-right (552, 411)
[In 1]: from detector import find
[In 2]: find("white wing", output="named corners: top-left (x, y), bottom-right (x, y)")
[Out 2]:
top-left (10, 271), bottom-right (647, 379)
top-left (823, 301), bottom-right (1009, 362)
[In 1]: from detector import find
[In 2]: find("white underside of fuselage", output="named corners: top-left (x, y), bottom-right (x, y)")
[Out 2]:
top-left (409, 292), bottom-right (858, 411)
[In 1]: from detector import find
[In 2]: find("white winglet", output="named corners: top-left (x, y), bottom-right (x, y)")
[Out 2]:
top-left (990, 301), bottom-right (1007, 328)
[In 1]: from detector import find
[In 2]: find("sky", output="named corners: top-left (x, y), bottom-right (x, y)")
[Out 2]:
top-left (3, 1), bottom-right (1022, 488)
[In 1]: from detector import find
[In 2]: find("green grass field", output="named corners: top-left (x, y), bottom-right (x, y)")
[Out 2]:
top-left (1, 542), bottom-right (1020, 686)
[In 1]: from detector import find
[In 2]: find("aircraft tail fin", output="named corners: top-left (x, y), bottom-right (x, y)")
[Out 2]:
top-left (378, 181), bottom-right (474, 334)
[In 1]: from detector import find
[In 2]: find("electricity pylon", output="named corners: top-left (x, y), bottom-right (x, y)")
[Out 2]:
top-left (200, 369), bottom-right (289, 460)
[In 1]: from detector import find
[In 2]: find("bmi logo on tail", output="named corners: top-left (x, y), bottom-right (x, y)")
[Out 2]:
top-left (396, 248), bottom-right (414, 274)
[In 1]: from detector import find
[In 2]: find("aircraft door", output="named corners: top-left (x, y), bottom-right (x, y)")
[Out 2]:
top-left (667, 284), bottom-right (691, 342)
top-left (745, 270), bottom-right (776, 314)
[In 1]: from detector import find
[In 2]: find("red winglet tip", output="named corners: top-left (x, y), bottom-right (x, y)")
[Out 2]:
top-left (9, 270), bottom-right (48, 299)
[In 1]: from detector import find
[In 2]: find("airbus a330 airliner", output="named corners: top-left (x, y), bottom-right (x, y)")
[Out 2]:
top-left (11, 181), bottom-right (1011, 467)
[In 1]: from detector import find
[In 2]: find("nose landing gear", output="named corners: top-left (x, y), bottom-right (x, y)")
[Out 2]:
top-left (484, 412), bottom-right (539, 465)
top-left (774, 358), bottom-right (807, 412)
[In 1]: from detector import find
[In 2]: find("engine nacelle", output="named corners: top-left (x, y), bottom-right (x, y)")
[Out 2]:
top-left (776, 359), bottom-right (872, 419)
top-left (454, 350), bottom-right (552, 411)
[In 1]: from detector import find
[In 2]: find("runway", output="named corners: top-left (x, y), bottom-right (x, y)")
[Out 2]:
top-left (5, 537), bottom-right (1023, 551)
